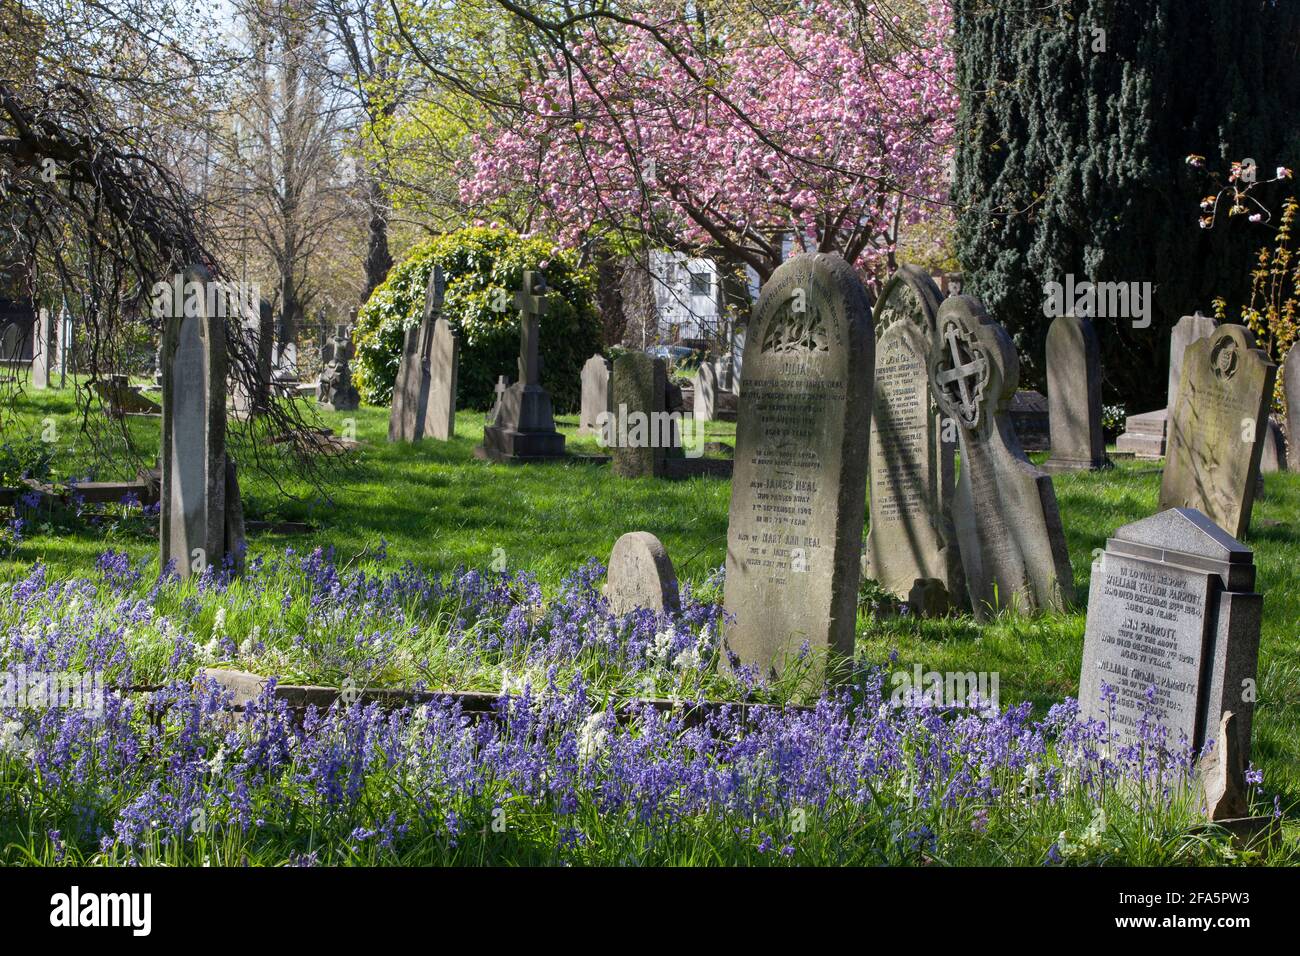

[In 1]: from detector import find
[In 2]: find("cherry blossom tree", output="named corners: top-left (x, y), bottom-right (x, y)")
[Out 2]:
top-left (459, 0), bottom-right (957, 284)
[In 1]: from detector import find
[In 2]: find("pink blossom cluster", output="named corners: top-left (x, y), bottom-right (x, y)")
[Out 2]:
top-left (463, 1), bottom-right (957, 273)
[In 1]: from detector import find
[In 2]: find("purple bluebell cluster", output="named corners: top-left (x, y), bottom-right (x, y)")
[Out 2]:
top-left (0, 547), bottom-right (1272, 865)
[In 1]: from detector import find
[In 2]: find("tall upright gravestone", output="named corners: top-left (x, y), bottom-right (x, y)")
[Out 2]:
top-left (30, 307), bottom-right (50, 389)
top-left (479, 270), bottom-right (566, 462)
top-left (1159, 324), bottom-right (1276, 539)
top-left (1078, 508), bottom-right (1261, 765)
top-left (390, 266), bottom-right (457, 442)
top-left (608, 352), bottom-right (680, 478)
top-left (723, 253), bottom-right (873, 678)
top-left (160, 265), bottom-right (245, 579)
top-left (864, 265), bottom-right (963, 611)
top-left (930, 296), bottom-right (1074, 619)
top-left (1043, 314), bottom-right (1109, 472)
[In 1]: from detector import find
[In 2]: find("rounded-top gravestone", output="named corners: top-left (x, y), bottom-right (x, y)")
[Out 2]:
top-left (605, 532), bottom-right (680, 617)
top-left (722, 252), bottom-right (874, 680)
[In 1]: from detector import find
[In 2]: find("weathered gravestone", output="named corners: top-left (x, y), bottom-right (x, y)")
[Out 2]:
top-left (605, 531), bottom-right (681, 616)
top-left (1285, 343), bottom-right (1300, 471)
top-left (1259, 418), bottom-right (1287, 474)
top-left (479, 271), bottom-right (566, 462)
top-left (579, 353), bottom-right (612, 435)
top-left (160, 264), bottom-right (246, 579)
top-left (930, 296), bottom-right (1074, 619)
top-left (693, 360), bottom-right (719, 422)
top-left (864, 265), bottom-right (963, 612)
top-left (606, 352), bottom-right (682, 478)
top-left (1043, 314), bottom-right (1109, 472)
top-left (693, 359), bottom-right (737, 423)
top-left (232, 298), bottom-right (275, 418)
top-left (390, 267), bottom-right (457, 441)
top-left (1008, 390), bottom-right (1050, 452)
top-left (1078, 508), bottom-right (1261, 765)
top-left (1169, 312), bottom-right (1220, 412)
top-left (722, 253), bottom-right (873, 678)
top-left (30, 307), bottom-right (50, 389)
top-left (94, 375), bottom-right (161, 417)
top-left (317, 323), bottom-right (361, 412)
top-left (1159, 324), bottom-right (1276, 539)
top-left (1116, 313), bottom-right (1220, 458)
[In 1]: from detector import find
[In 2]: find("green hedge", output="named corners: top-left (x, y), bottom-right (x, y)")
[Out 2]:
top-left (353, 227), bottom-right (600, 411)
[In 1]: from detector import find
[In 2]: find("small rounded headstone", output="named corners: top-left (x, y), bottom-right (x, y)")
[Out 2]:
top-left (605, 531), bottom-right (680, 616)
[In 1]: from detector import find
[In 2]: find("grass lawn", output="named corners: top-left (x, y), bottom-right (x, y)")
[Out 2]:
top-left (3, 381), bottom-right (1299, 860)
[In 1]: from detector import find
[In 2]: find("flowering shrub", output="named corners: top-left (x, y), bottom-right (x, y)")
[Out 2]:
top-left (351, 227), bottom-right (600, 410)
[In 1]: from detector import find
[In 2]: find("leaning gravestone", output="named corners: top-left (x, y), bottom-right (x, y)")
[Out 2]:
top-left (605, 531), bottom-right (681, 616)
top-left (579, 353), bottom-right (612, 435)
top-left (1285, 343), bottom-right (1300, 471)
top-left (607, 352), bottom-right (681, 477)
top-left (1043, 314), bottom-right (1109, 472)
top-left (864, 265), bottom-right (963, 612)
top-left (30, 307), bottom-right (50, 389)
top-left (160, 264), bottom-right (245, 579)
top-left (479, 270), bottom-right (566, 462)
top-left (1159, 324), bottom-right (1276, 539)
top-left (1078, 508), bottom-right (1262, 764)
top-left (930, 296), bottom-right (1074, 619)
top-left (722, 252), bottom-right (873, 679)
top-left (390, 266), bottom-right (457, 441)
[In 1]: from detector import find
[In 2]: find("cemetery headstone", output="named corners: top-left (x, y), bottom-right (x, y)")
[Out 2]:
top-left (30, 307), bottom-right (50, 389)
top-left (1116, 313), bottom-right (1220, 458)
top-left (864, 265), bottom-right (963, 612)
top-left (929, 295), bottom-right (1074, 619)
top-left (1043, 314), bottom-right (1109, 472)
top-left (0, 322), bottom-right (20, 363)
top-left (94, 375), bottom-right (161, 417)
top-left (1259, 418), bottom-right (1286, 474)
top-left (1285, 343), bottom-right (1300, 471)
top-left (1008, 390), bottom-right (1050, 452)
top-left (693, 360), bottom-right (719, 422)
top-left (160, 264), bottom-right (245, 579)
top-left (389, 269), bottom-right (456, 440)
top-left (579, 353), bottom-right (612, 435)
top-left (231, 296), bottom-right (274, 418)
top-left (56, 306), bottom-right (72, 387)
top-left (1078, 508), bottom-right (1261, 765)
top-left (608, 352), bottom-right (681, 478)
top-left (479, 270), bottom-right (566, 462)
top-left (424, 310), bottom-right (458, 440)
top-left (722, 252), bottom-right (874, 679)
top-left (605, 531), bottom-right (681, 616)
top-left (1159, 324), bottom-right (1276, 539)
top-left (1116, 408), bottom-right (1169, 459)
top-left (1168, 312), bottom-right (1220, 412)
top-left (317, 322), bottom-right (361, 412)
